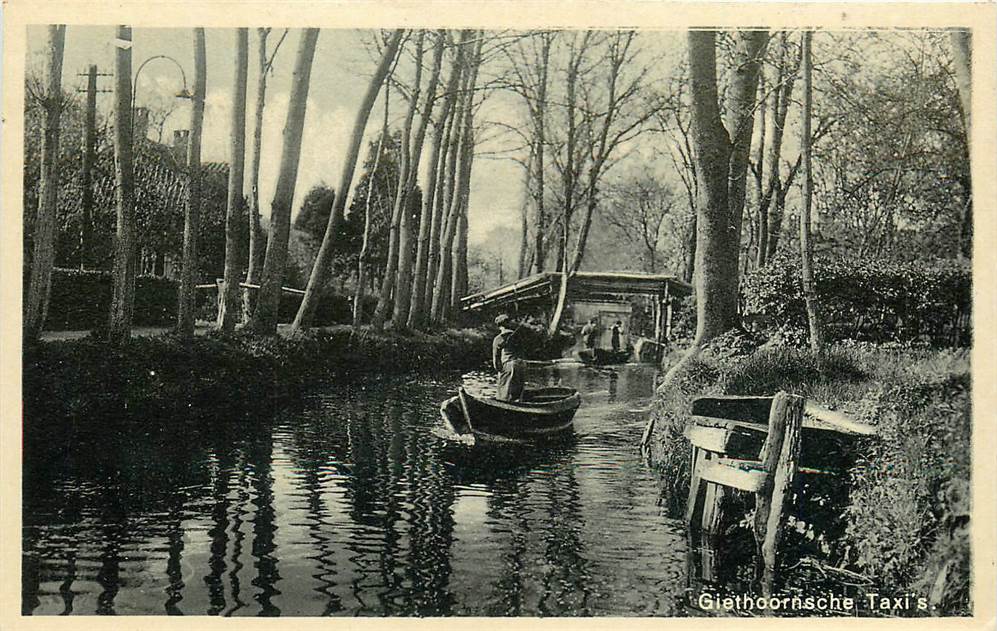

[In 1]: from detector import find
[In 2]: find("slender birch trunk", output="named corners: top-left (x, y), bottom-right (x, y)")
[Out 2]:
top-left (372, 32), bottom-right (425, 330)
top-left (431, 35), bottom-right (481, 324)
top-left (411, 32), bottom-right (464, 328)
top-left (219, 28), bottom-right (249, 331)
top-left (243, 28), bottom-right (271, 320)
top-left (176, 28), bottom-right (207, 341)
top-left (248, 28), bottom-right (320, 335)
top-left (396, 30), bottom-right (445, 328)
top-left (24, 25), bottom-right (66, 342)
top-left (353, 93), bottom-right (390, 326)
top-left (799, 30), bottom-right (822, 351)
top-left (424, 35), bottom-right (469, 317)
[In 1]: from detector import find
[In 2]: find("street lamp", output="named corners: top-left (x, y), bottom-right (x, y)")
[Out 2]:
top-left (131, 54), bottom-right (192, 139)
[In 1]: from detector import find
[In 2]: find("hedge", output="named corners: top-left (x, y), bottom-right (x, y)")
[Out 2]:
top-left (44, 268), bottom-right (178, 330)
top-left (741, 254), bottom-right (971, 346)
top-left (44, 268), bottom-right (371, 331)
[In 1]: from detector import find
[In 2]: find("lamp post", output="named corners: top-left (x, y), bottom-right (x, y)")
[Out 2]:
top-left (131, 54), bottom-right (192, 139)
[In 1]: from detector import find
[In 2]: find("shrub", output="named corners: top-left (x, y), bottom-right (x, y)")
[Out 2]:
top-left (742, 254), bottom-right (971, 347)
top-left (44, 268), bottom-right (179, 330)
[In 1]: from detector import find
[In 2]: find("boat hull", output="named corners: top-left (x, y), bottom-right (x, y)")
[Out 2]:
top-left (579, 348), bottom-right (630, 365)
top-left (439, 387), bottom-right (581, 443)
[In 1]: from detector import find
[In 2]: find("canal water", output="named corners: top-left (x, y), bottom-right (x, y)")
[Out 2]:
top-left (23, 363), bottom-right (690, 616)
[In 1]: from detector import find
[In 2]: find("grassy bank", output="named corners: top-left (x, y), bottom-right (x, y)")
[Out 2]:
top-left (23, 325), bottom-right (492, 423)
top-left (647, 343), bottom-right (971, 615)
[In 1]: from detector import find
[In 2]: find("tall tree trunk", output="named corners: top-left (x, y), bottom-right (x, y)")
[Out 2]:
top-left (451, 198), bottom-right (470, 311)
top-left (24, 24), bottom-right (66, 342)
top-left (294, 28), bottom-right (403, 331)
top-left (353, 88), bottom-right (391, 327)
top-left (950, 30), bottom-right (972, 259)
top-left (80, 64), bottom-right (97, 270)
top-left (176, 28), bottom-right (207, 340)
top-left (424, 50), bottom-right (466, 315)
top-left (248, 28), bottom-right (320, 335)
top-left (411, 31), bottom-right (465, 328)
top-left (395, 30), bottom-right (445, 328)
top-left (108, 25), bottom-right (136, 345)
top-left (533, 34), bottom-right (552, 274)
top-left (682, 214), bottom-right (697, 284)
top-left (431, 37), bottom-right (480, 324)
top-left (690, 30), bottom-right (767, 347)
top-left (244, 28), bottom-right (270, 321)
top-left (517, 151), bottom-right (534, 279)
top-left (799, 31), bottom-right (823, 351)
top-left (372, 31), bottom-right (425, 330)
top-left (219, 28), bottom-right (249, 331)
top-left (750, 71), bottom-right (767, 270)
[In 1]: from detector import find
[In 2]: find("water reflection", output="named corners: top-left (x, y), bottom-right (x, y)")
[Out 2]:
top-left (23, 364), bottom-right (686, 616)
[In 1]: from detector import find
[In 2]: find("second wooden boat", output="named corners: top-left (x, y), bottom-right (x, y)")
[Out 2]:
top-left (578, 347), bottom-right (631, 365)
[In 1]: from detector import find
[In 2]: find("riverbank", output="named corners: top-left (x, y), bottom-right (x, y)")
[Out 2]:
top-left (646, 343), bottom-right (971, 615)
top-left (23, 325), bottom-right (492, 423)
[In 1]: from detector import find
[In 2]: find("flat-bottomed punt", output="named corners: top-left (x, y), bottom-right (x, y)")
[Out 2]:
top-left (578, 348), bottom-right (630, 366)
top-left (440, 387), bottom-right (581, 444)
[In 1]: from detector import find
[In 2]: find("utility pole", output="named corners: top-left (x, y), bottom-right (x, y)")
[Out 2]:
top-left (77, 65), bottom-right (111, 269)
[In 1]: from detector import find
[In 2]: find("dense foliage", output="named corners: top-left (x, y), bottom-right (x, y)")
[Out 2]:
top-left (42, 268), bottom-right (179, 330)
top-left (741, 253), bottom-right (970, 346)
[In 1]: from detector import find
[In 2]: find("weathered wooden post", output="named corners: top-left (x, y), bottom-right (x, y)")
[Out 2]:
top-left (753, 391), bottom-right (804, 595)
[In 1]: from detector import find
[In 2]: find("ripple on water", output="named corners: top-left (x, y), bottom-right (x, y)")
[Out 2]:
top-left (23, 364), bottom-right (687, 616)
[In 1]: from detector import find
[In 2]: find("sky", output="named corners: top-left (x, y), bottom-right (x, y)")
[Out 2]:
top-left (26, 26), bottom-right (527, 245)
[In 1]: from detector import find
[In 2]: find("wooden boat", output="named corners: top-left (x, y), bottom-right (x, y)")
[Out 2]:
top-left (578, 347), bottom-right (631, 366)
top-left (439, 387), bottom-right (581, 443)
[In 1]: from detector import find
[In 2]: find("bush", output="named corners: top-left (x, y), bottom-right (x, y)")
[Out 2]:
top-left (44, 268), bottom-right (179, 330)
top-left (742, 254), bottom-right (971, 347)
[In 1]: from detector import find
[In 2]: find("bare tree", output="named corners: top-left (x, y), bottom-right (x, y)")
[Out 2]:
top-left (176, 28), bottom-right (207, 340)
top-left (108, 26), bottom-right (136, 344)
top-left (603, 176), bottom-right (675, 273)
top-left (662, 29), bottom-right (768, 384)
top-left (372, 31), bottom-right (425, 330)
top-left (24, 24), bottom-right (66, 342)
top-left (422, 31), bottom-right (471, 324)
top-left (431, 33), bottom-right (483, 324)
top-left (354, 55), bottom-right (396, 327)
top-left (799, 30), bottom-right (823, 351)
top-left (248, 28), bottom-right (320, 335)
top-left (294, 28), bottom-right (404, 331)
top-left (218, 28), bottom-right (249, 331)
top-left (410, 30), bottom-right (465, 328)
top-left (244, 28), bottom-right (288, 317)
top-left (754, 33), bottom-right (802, 266)
top-left (950, 29), bottom-right (972, 258)
top-left (394, 30), bottom-right (446, 328)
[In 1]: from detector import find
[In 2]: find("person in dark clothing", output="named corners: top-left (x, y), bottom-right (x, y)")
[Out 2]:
top-left (580, 317), bottom-right (600, 349)
top-left (611, 320), bottom-right (623, 352)
top-left (492, 314), bottom-right (525, 401)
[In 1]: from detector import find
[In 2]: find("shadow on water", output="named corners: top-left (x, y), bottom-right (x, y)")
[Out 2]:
top-left (23, 364), bottom-right (687, 616)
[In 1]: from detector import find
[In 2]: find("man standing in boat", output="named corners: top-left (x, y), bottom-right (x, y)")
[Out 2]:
top-left (492, 314), bottom-right (525, 401)
top-left (581, 317), bottom-right (600, 350)
top-left (611, 320), bottom-right (624, 353)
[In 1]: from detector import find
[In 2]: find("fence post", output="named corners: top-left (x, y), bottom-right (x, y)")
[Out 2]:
top-left (752, 391), bottom-right (804, 595)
